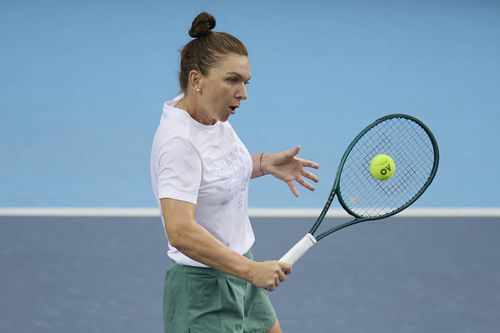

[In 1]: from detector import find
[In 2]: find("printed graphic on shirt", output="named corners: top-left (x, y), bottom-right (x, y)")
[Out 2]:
top-left (212, 145), bottom-right (251, 208)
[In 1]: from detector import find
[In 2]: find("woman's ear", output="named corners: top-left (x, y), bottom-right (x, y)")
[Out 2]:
top-left (188, 69), bottom-right (203, 94)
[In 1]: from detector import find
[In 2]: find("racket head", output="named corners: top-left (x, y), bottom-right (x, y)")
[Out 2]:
top-left (335, 114), bottom-right (439, 220)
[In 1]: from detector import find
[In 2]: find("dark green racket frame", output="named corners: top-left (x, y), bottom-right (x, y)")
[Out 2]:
top-left (309, 114), bottom-right (440, 241)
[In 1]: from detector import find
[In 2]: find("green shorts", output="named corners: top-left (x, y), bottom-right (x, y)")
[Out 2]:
top-left (163, 251), bottom-right (277, 333)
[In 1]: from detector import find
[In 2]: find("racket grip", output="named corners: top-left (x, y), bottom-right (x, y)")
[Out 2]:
top-left (279, 233), bottom-right (317, 265)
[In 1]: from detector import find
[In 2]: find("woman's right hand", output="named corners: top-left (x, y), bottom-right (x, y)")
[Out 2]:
top-left (249, 261), bottom-right (292, 291)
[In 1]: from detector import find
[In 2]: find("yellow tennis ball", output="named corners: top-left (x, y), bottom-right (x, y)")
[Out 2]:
top-left (369, 154), bottom-right (396, 181)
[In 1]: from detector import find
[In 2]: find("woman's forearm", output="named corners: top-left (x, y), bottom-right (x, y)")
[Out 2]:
top-left (170, 218), bottom-right (254, 281)
top-left (251, 153), bottom-right (266, 179)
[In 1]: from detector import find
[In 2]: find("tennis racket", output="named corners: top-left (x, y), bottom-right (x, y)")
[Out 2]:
top-left (280, 114), bottom-right (439, 265)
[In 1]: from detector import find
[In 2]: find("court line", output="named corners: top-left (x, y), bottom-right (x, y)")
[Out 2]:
top-left (0, 207), bottom-right (500, 217)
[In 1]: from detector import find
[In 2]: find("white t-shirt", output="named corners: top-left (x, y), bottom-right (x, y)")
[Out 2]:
top-left (150, 95), bottom-right (255, 267)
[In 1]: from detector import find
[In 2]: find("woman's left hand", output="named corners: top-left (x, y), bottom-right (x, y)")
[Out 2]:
top-left (261, 146), bottom-right (319, 197)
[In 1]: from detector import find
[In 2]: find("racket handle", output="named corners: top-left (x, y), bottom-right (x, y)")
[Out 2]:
top-left (279, 233), bottom-right (317, 265)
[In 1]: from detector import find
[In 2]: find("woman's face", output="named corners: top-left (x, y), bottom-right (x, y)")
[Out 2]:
top-left (198, 54), bottom-right (251, 124)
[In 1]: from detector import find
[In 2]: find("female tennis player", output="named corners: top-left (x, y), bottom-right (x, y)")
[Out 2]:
top-left (150, 12), bottom-right (319, 333)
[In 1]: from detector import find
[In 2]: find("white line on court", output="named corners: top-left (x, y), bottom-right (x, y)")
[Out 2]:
top-left (0, 208), bottom-right (500, 217)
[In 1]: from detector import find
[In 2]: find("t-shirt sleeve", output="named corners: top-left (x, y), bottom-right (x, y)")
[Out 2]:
top-left (156, 137), bottom-right (202, 204)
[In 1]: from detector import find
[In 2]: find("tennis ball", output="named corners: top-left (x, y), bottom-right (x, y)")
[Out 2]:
top-left (369, 154), bottom-right (396, 181)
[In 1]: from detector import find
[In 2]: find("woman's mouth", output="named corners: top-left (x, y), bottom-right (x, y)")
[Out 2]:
top-left (228, 106), bottom-right (238, 115)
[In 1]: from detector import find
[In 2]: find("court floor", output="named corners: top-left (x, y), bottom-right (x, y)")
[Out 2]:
top-left (1, 216), bottom-right (499, 332)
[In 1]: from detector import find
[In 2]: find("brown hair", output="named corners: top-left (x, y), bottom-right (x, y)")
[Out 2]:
top-left (179, 12), bottom-right (248, 92)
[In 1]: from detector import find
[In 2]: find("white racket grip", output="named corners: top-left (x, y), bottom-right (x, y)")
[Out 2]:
top-left (279, 233), bottom-right (317, 265)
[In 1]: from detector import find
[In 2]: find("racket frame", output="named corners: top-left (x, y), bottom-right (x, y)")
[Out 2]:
top-left (281, 114), bottom-right (440, 265)
top-left (311, 114), bottom-right (439, 241)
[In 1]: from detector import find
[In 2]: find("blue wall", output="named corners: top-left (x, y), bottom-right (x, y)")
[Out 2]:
top-left (1, 0), bottom-right (499, 208)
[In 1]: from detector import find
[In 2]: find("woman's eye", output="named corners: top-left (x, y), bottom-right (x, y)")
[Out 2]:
top-left (228, 77), bottom-right (239, 84)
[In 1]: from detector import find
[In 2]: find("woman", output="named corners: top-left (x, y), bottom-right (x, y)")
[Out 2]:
top-left (150, 12), bottom-right (319, 333)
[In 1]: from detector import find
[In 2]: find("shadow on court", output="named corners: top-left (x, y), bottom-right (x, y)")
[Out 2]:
top-left (1, 216), bottom-right (499, 332)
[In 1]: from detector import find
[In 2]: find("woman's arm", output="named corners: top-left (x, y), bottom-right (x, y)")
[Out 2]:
top-left (251, 153), bottom-right (266, 178)
top-left (161, 198), bottom-right (290, 291)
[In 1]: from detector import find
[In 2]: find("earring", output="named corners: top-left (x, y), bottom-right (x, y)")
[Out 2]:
top-left (196, 87), bottom-right (201, 93)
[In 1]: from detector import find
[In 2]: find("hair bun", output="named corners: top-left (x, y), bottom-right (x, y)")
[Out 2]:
top-left (189, 12), bottom-right (216, 38)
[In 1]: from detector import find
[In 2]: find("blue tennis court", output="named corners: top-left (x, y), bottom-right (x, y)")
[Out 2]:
top-left (1, 215), bottom-right (499, 333)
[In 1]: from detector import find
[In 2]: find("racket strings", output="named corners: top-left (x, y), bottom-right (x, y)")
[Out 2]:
top-left (338, 117), bottom-right (436, 218)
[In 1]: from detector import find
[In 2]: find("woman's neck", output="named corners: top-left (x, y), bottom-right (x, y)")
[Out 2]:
top-left (176, 96), bottom-right (215, 125)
